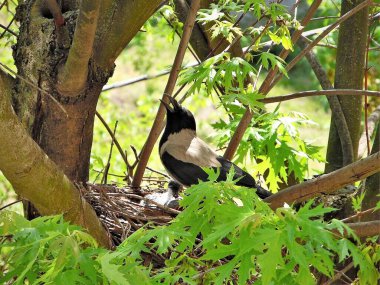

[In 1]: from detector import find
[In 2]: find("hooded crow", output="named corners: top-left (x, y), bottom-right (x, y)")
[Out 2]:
top-left (159, 95), bottom-right (272, 199)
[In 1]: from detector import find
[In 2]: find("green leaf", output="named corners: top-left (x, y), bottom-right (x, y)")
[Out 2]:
top-left (99, 252), bottom-right (129, 285)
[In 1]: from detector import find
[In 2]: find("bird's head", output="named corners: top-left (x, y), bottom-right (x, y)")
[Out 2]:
top-left (160, 95), bottom-right (196, 134)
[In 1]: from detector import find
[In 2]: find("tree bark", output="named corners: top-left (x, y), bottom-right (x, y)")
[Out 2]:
top-left (12, 1), bottom-right (161, 181)
top-left (0, 70), bottom-right (111, 248)
top-left (325, 0), bottom-right (369, 173)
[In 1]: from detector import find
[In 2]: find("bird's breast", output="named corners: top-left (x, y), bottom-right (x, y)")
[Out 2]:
top-left (160, 129), bottom-right (221, 168)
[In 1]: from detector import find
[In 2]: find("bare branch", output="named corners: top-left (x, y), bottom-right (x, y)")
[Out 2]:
top-left (95, 111), bottom-right (169, 181)
top-left (95, 111), bottom-right (129, 168)
top-left (341, 207), bottom-right (376, 223)
top-left (260, 89), bottom-right (380, 104)
top-left (57, 0), bottom-right (100, 95)
top-left (0, 23), bottom-right (17, 36)
top-left (0, 82), bottom-right (111, 248)
top-left (297, 35), bottom-right (354, 166)
top-left (0, 62), bottom-right (67, 115)
top-left (264, 151), bottom-right (380, 210)
top-left (102, 62), bottom-right (199, 92)
top-left (270, 0), bottom-right (372, 89)
top-left (102, 121), bottom-right (118, 185)
top-left (132, 0), bottom-right (201, 188)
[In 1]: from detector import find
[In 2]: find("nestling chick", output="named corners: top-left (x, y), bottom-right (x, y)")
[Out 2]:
top-left (159, 95), bottom-right (272, 199)
top-left (141, 180), bottom-right (183, 209)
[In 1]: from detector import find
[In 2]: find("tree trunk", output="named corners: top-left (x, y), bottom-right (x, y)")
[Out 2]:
top-left (3, 0), bottom-right (161, 234)
top-left (325, 0), bottom-right (368, 173)
top-left (13, 1), bottom-right (113, 182)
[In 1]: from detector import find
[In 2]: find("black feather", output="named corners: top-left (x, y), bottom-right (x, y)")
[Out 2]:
top-left (161, 152), bottom-right (271, 199)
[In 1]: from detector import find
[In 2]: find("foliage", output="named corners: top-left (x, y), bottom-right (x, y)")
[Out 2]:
top-left (210, 104), bottom-right (324, 191)
top-left (2, 175), bottom-right (379, 284)
top-left (177, 46), bottom-right (324, 190)
top-left (0, 211), bottom-right (151, 285)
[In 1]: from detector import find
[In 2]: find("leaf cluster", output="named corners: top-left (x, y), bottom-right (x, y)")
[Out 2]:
top-left (197, 0), bottom-right (297, 52)
top-left (1, 177), bottom-right (379, 284)
top-left (119, 173), bottom-right (379, 284)
top-left (212, 105), bottom-right (324, 191)
top-left (0, 212), bottom-right (151, 285)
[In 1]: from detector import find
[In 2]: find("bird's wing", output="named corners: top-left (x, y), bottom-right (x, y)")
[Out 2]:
top-left (162, 135), bottom-right (221, 168)
top-left (215, 156), bottom-right (256, 187)
top-left (161, 151), bottom-right (209, 187)
top-left (216, 156), bottom-right (272, 199)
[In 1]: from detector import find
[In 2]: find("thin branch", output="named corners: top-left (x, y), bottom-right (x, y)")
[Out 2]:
top-left (363, 28), bottom-right (371, 156)
top-left (358, 105), bottom-right (380, 158)
top-left (95, 111), bottom-right (128, 167)
top-left (223, 0), bottom-right (323, 160)
top-left (95, 111), bottom-right (169, 180)
top-left (132, 0), bottom-right (201, 188)
top-left (0, 200), bottom-right (21, 211)
top-left (260, 89), bottom-right (380, 104)
top-left (341, 207), bottom-right (376, 223)
top-left (269, 0), bottom-right (373, 89)
top-left (102, 62), bottom-right (199, 92)
top-left (0, 23), bottom-right (16, 36)
top-left (57, 0), bottom-right (100, 95)
top-left (0, 62), bottom-right (67, 115)
top-left (102, 121), bottom-right (118, 184)
top-left (297, 36), bottom-right (354, 166)
top-left (323, 262), bottom-right (354, 285)
top-left (0, 15), bottom-right (14, 39)
top-left (0, 1), bottom-right (8, 10)
top-left (264, 151), bottom-right (380, 210)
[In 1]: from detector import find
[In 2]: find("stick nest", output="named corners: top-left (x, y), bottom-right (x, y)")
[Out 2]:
top-left (82, 182), bottom-right (180, 246)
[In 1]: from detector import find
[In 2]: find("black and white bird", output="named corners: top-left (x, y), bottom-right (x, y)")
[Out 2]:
top-left (159, 95), bottom-right (272, 199)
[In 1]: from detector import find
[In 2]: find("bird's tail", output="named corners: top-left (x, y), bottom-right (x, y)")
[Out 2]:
top-left (255, 185), bottom-right (272, 199)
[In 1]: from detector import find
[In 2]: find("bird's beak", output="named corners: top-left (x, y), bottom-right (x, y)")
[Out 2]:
top-left (161, 94), bottom-right (180, 111)
top-left (167, 95), bottom-right (180, 111)
top-left (160, 98), bottom-right (174, 113)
